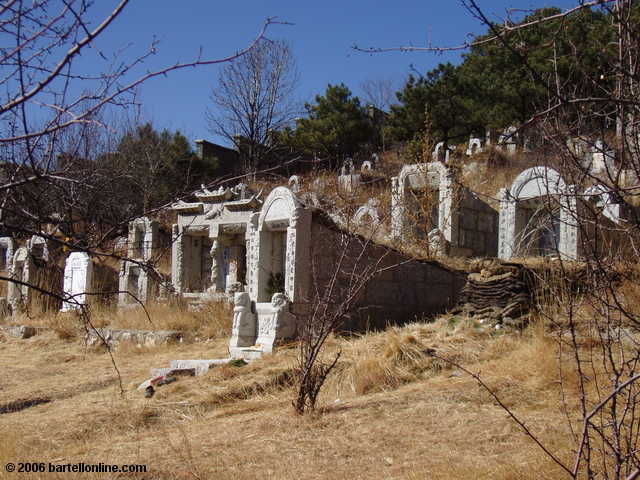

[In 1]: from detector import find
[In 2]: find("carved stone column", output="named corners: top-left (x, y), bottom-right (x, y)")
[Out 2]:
top-left (390, 176), bottom-right (404, 240)
top-left (498, 188), bottom-right (516, 259)
top-left (208, 239), bottom-right (220, 293)
top-left (225, 245), bottom-right (244, 292)
top-left (171, 224), bottom-right (184, 293)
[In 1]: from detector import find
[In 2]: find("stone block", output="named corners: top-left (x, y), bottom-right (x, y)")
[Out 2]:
top-left (149, 367), bottom-right (196, 378)
top-left (85, 328), bottom-right (182, 347)
top-left (0, 325), bottom-right (48, 339)
top-left (460, 211), bottom-right (477, 231)
top-left (168, 359), bottom-right (230, 376)
top-left (477, 212), bottom-right (495, 233)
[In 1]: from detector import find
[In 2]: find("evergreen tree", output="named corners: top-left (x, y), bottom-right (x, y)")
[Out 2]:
top-left (288, 84), bottom-right (374, 167)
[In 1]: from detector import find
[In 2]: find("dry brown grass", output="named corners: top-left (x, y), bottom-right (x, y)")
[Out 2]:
top-left (5, 300), bottom-right (233, 342)
top-left (0, 309), bottom-right (597, 480)
top-left (457, 148), bottom-right (539, 209)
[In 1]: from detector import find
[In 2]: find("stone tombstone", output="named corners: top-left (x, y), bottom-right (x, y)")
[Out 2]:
top-left (338, 173), bottom-right (362, 193)
top-left (340, 158), bottom-right (355, 176)
top-left (371, 153), bottom-right (380, 169)
top-left (466, 137), bottom-right (483, 156)
top-left (432, 142), bottom-right (445, 162)
top-left (61, 252), bottom-right (92, 311)
top-left (583, 184), bottom-right (625, 225)
top-left (288, 175), bottom-right (301, 193)
top-left (338, 158), bottom-right (361, 192)
top-left (432, 143), bottom-right (455, 163)
top-left (28, 235), bottom-right (49, 262)
top-left (497, 126), bottom-right (518, 155)
top-left (353, 198), bottom-right (382, 232)
top-left (225, 185), bottom-right (468, 360)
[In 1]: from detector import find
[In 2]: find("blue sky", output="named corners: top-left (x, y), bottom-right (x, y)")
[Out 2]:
top-left (90, 0), bottom-right (579, 146)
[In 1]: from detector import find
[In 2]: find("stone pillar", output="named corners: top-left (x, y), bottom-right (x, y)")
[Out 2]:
top-left (143, 220), bottom-right (159, 260)
top-left (225, 244), bottom-right (244, 292)
top-left (498, 188), bottom-right (516, 259)
top-left (390, 176), bottom-right (404, 240)
top-left (208, 239), bottom-right (220, 293)
top-left (285, 207), bottom-right (311, 303)
top-left (438, 169), bottom-right (458, 247)
top-left (171, 224), bottom-right (184, 293)
top-left (8, 248), bottom-right (32, 312)
top-left (560, 185), bottom-right (579, 260)
top-left (117, 262), bottom-right (128, 306)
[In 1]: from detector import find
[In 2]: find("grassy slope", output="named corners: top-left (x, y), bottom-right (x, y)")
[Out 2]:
top-left (0, 317), bottom-right (578, 480)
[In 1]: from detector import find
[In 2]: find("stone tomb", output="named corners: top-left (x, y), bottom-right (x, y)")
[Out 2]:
top-left (466, 137), bottom-right (483, 156)
top-left (288, 175), bottom-right (301, 193)
top-left (498, 167), bottom-right (576, 259)
top-left (7, 235), bottom-right (55, 312)
top-left (118, 217), bottom-right (167, 307)
top-left (61, 252), bottom-right (92, 311)
top-left (579, 184), bottom-right (632, 258)
top-left (353, 198), bottom-right (384, 236)
top-left (432, 142), bottom-right (454, 163)
top-left (391, 163), bottom-right (498, 257)
top-left (171, 184), bottom-right (261, 301)
top-left (499, 167), bottom-right (634, 260)
top-left (497, 126), bottom-right (518, 155)
top-left (338, 158), bottom-right (362, 193)
top-left (229, 186), bottom-right (465, 359)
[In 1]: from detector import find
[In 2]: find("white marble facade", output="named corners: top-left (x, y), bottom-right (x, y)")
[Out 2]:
top-left (171, 184), bottom-right (261, 300)
top-left (7, 235), bottom-right (49, 312)
top-left (119, 217), bottom-right (161, 306)
top-left (498, 167), bottom-right (577, 259)
top-left (391, 162), bottom-right (457, 255)
top-left (230, 186), bottom-right (310, 359)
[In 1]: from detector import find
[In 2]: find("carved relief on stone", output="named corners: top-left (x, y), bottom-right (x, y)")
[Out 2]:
top-left (285, 229), bottom-right (296, 300)
top-left (230, 291), bottom-right (256, 348)
top-left (263, 293), bottom-right (296, 339)
top-left (208, 239), bottom-right (219, 292)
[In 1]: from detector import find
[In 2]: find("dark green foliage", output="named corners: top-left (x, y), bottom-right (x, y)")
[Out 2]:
top-left (286, 84), bottom-right (374, 166)
top-left (385, 6), bottom-right (615, 146)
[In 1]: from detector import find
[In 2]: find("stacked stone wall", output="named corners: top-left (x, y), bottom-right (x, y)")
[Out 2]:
top-left (309, 219), bottom-right (466, 330)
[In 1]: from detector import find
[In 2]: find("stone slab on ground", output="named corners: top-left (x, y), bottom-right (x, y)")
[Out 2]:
top-left (169, 359), bottom-right (231, 376)
top-left (0, 325), bottom-right (49, 339)
top-left (149, 367), bottom-right (196, 378)
top-left (85, 328), bottom-right (182, 347)
top-left (230, 347), bottom-right (266, 361)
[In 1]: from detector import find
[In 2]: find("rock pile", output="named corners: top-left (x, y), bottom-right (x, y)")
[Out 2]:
top-left (453, 263), bottom-right (532, 328)
top-left (85, 328), bottom-right (182, 347)
top-left (0, 325), bottom-right (49, 339)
